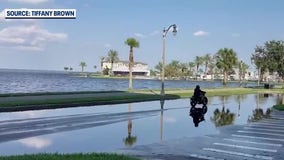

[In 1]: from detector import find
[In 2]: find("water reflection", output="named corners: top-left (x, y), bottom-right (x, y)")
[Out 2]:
top-left (248, 108), bottom-right (271, 122)
top-left (123, 104), bottom-right (137, 146)
top-left (0, 94), bottom-right (278, 155)
top-left (189, 105), bottom-right (207, 127)
top-left (211, 96), bottom-right (236, 127)
top-left (276, 94), bottom-right (284, 105)
top-left (19, 137), bottom-right (51, 149)
top-left (160, 99), bottom-right (164, 142)
top-left (234, 95), bottom-right (247, 117)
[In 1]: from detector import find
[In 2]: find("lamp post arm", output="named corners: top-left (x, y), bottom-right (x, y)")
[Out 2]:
top-left (163, 24), bottom-right (176, 37)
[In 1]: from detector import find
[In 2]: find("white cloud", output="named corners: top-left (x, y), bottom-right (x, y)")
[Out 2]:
top-left (134, 33), bottom-right (146, 38)
top-left (19, 137), bottom-right (51, 149)
top-left (193, 30), bottom-right (209, 36)
top-left (8, 0), bottom-right (50, 4)
top-left (150, 30), bottom-right (160, 36)
top-left (0, 25), bottom-right (67, 51)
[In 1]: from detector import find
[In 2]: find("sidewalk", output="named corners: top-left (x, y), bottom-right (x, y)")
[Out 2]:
top-left (119, 109), bottom-right (284, 160)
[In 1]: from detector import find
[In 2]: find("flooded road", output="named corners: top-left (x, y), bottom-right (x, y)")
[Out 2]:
top-left (0, 94), bottom-right (280, 156)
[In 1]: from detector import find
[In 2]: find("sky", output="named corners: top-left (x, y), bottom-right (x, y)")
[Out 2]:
top-left (0, 0), bottom-right (284, 72)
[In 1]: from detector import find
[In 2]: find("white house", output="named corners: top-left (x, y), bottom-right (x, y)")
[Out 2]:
top-left (102, 60), bottom-right (150, 76)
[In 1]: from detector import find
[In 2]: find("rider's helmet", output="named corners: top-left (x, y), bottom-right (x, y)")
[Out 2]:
top-left (196, 85), bottom-right (200, 89)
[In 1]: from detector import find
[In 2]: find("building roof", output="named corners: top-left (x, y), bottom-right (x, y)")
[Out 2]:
top-left (103, 60), bottom-right (147, 65)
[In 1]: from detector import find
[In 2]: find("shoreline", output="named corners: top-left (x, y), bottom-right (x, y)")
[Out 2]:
top-left (0, 87), bottom-right (283, 112)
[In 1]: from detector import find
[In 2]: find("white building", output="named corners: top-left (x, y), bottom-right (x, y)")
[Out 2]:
top-left (102, 60), bottom-right (150, 76)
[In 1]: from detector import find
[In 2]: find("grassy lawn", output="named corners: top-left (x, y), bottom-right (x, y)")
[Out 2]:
top-left (0, 153), bottom-right (139, 160)
top-left (0, 87), bottom-right (283, 112)
top-left (273, 104), bottom-right (284, 111)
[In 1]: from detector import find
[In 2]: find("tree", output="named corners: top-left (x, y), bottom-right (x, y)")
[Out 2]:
top-left (79, 62), bottom-right (87, 72)
top-left (251, 46), bottom-right (269, 83)
top-left (264, 40), bottom-right (284, 79)
top-left (203, 54), bottom-right (211, 75)
top-left (107, 50), bottom-right (119, 76)
top-left (100, 56), bottom-right (105, 73)
top-left (155, 62), bottom-right (163, 74)
top-left (125, 38), bottom-right (140, 91)
top-left (215, 48), bottom-right (238, 85)
top-left (208, 58), bottom-right (216, 80)
top-left (165, 60), bottom-right (180, 78)
top-left (238, 61), bottom-right (249, 86)
top-left (194, 56), bottom-right (204, 79)
top-left (188, 62), bottom-right (195, 77)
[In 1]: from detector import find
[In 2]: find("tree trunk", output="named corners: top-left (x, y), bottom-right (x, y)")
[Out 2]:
top-left (223, 71), bottom-right (227, 86)
top-left (129, 47), bottom-right (134, 91)
top-left (110, 61), bottom-right (113, 76)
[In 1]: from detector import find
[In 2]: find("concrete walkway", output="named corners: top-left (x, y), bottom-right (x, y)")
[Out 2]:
top-left (119, 109), bottom-right (284, 160)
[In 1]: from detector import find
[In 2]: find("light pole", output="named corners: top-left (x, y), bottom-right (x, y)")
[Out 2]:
top-left (161, 24), bottom-right (177, 97)
top-left (239, 60), bottom-right (243, 86)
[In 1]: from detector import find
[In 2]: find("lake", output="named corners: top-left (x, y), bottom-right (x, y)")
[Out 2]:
top-left (0, 69), bottom-right (258, 93)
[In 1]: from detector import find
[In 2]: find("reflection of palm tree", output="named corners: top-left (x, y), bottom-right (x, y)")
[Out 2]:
top-left (211, 107), bottom-right (235, 127)
top-left (124, 104), bottom-right (137, 146)
top-left (211, 96), bottom-right (235, 127)
top-left (248, 108), bottom-right (271, 122)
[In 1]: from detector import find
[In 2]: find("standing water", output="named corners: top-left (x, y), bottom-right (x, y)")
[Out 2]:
top-left (0, 93), bottom-right (279, 156)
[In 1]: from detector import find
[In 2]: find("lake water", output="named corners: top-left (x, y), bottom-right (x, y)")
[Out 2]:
top-left (0, 93), bottom-right (280, 156)
top-left (0, 69), bottom-right (258, 93)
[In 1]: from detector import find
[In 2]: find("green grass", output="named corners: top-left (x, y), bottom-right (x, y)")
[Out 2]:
top-left (273, 104), bottom-right (284, 111)
top-left (0, 153), bottom-right (139, 160)
top-left (0, 87), bottom-right (283, 112)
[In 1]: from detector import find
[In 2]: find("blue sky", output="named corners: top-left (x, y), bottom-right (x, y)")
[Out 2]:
top-left (0, 0), bottom-right (284, 72)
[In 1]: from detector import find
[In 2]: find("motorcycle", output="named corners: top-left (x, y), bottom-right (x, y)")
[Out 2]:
top-left (190, 91), bottom-right (208, 107)
top-left (189, 91), bottom-right (208, 127)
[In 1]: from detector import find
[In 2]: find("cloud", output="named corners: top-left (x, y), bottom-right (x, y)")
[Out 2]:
top-left (0, 25), bottom-right (67, 51)
top-left (134, 33), bottom-right (146, 38)
top-left (150, 30), bottom-right (160, 36)
top-left (7, 0), bottom-right (50, 4)
top-left (19, 137), bottom-right (51, 149)
top-left (193, 30), bottom-right (209, 36)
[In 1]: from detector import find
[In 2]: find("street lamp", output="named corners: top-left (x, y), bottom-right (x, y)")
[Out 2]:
top-left (161, 24), bottom-right (177, 97)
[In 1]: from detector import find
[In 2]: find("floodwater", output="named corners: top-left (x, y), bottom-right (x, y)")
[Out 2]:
top-left (0, 94), bottom-right (281, 156)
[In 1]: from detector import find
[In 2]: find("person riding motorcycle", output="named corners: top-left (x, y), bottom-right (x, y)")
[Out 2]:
top-left (193, 85), bottom-right (204, 103)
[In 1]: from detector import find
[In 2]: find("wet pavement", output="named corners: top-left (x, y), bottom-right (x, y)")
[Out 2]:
top-left (118, 108), bottom-right (284, 160)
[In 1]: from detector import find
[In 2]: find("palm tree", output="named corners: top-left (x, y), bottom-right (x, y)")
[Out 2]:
top-left (215, 48), bottom-right (238, 86)
top-left (107, 50), bottom-right (119, 76)
top-left (100, 56), bottom-right (105, 73)
top-left (188, 62), bottom-right (195, 77)
top-left (203, 54), bottom-right (211, 75)
top-left (238, 61), bottom-right (249, 86)
top-left (194, 56), bottom-right (204, 80)
top-left (155, 62), bottom-right (163, 74)
top-left (79, 62), bottom-right (87, 72)
top-left (125, 38), bottom-right (140, 91)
